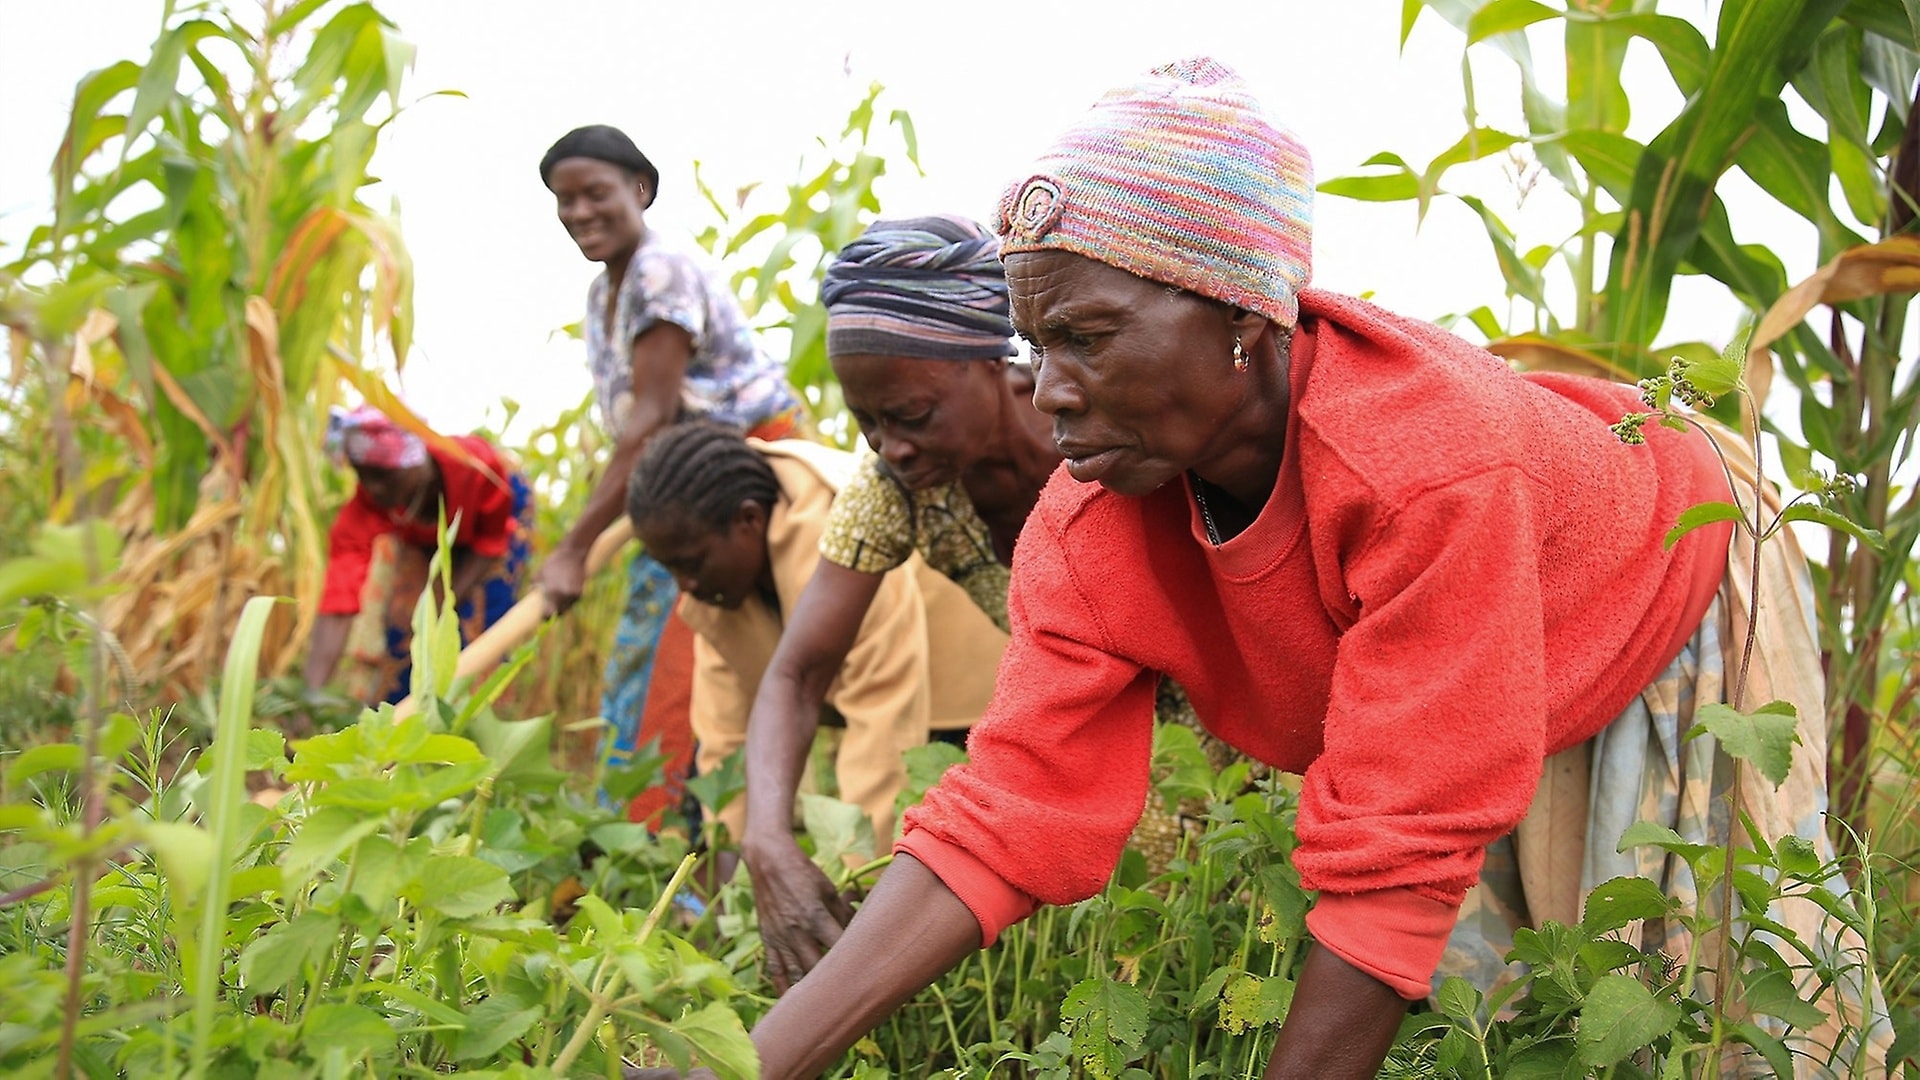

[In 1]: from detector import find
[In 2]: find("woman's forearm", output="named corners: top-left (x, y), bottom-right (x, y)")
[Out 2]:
top-left (742, 562), bottom-right (881, 852)
top-left (303, 613), bottom-right (354, 690)
top-left (750, 854), bottom-right (980, 1078)
top-left (1262, 941), bottom-right (1409, 1079)
top-left (447, 550), bottom-right (503, 606)
top-left (741, 667), bottom-right (825, 852)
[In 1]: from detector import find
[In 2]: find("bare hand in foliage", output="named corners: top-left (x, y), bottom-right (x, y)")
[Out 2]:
top-left (745, 836), bottom-right (855, 993)
top-left (536, 547), bottom-right (589, 614)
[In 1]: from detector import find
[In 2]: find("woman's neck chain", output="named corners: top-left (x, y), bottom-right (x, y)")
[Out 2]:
top-left (1190, 471), bottom-right (1223, 547)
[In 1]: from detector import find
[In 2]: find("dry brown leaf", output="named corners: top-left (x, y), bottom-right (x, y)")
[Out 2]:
top-left (1748, 235), bottom-right (1920, 411)
top-left (1488, 335), bottom-right (1637, 384)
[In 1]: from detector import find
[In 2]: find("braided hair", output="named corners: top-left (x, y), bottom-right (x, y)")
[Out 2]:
top-left (625, 421), bottom-right (781, 533)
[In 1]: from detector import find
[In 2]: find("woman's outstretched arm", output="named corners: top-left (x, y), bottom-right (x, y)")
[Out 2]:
top-left (749, 853), bottom-right (980, 1079)
top-left (743, 560), bottom-right (885, 990)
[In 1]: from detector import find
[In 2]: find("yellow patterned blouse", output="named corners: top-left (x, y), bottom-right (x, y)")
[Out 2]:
top-left (818, 453), bottom-right (1011, 634)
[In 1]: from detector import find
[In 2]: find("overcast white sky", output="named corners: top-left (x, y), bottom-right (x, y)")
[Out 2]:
top-left (2, 0), bottom-right (1812, 438)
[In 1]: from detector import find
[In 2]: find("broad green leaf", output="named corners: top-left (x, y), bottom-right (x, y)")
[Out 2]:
top-left (1577, 974), bottom-right (1681, 1067)
top-left (1216, 971), bottom-right (1294, 1035)
top-left (1774, 438), bottom-right (1818, 489)
top-left (571, 892), bottom-right (626, 942)
top-left (1616, 820), bottom-right (1714, 865)
top-left (141, 821), bottom-right (213, 905)
top-left (1742, 967), bottom-right (1830, 1030)
top-left (363, 980), bottom-right (466, 1027)
top-left (348, 835), bottom-right (426, 914)
top-left (7, 743), bottom-right (86, 785)
top-left (1679, 347), bottom-right (1744, 398)
top-left (799, 792), bottom-right (875, 871)
top-left (666, 1000), bottom-right (760, 1080)
top-left (1467, 0), bottom-right (1561, 44)
top-left (413, 854), bottom-right (512, 918)
top-left (1731, 1020), bottom-right (1797, 1077)
top-left (1062, 976), bottom-right (1150, 1077)
top-left (279, 806), bottom-right (381, 883)
top-left (1665, 501), bottom-right (1746, 549)
top-left (1581, 875), bottom-right (1678, 934)
top-left (1774, 833), bottom-right (1822, 878)
top-left (1778, 504), bottom-right (1889, 551)
top-left (452, 995), bottom-right (541, 1061)
top-left (1434, 976), bottom-right (1481, 1021)
top-left (238, 912), bottom-right (341, 993)
top-left (302, 1002), bottom-right (396, 1062)
top-left (244, 728), bottom-right (287, 773)
top-left (468, 711), bottom-right (556, 785)
top-left (1692, 700), bottom-right (1800, 787)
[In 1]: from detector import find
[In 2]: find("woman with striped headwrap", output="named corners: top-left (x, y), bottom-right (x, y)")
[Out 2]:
top-left (734, 215), bottom-right (1061, 991)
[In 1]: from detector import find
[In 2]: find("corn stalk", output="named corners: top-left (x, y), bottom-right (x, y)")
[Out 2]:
top-left (4, 0), bottom-right (424, 704)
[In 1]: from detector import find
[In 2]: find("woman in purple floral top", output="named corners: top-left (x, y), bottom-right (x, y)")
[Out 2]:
top-left (534, 124), bottom-right (801, 813)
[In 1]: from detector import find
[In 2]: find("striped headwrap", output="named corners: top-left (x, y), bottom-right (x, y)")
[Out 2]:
top-left (326, 405), bottom-right (428, 471)
top-left (822, 215), bottom-right (1018, 362)
top-left (993, 57), bottom-right (1312, 328)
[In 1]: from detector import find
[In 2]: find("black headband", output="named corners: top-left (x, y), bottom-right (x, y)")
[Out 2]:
top-left (540, 124), bottom-right (659, 207)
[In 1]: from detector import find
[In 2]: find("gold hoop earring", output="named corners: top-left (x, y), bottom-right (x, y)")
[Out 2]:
top-left (1232, 336), bottom-right (1248, 372)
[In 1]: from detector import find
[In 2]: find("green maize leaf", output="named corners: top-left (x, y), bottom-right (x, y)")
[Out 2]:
top-left (1467, 0), bottom-right (1561, 44)
top-left (1567, 7), bottom-right (1630, 135)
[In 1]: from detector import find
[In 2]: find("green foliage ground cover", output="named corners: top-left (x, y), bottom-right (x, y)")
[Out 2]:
top-left (3, 0), bottom-right (1919, 1076)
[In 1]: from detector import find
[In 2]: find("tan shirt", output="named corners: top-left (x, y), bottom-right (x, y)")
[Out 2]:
top-left (678, 439), bottom-right (1008, 841)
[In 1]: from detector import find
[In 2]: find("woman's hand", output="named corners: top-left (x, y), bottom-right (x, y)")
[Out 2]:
top-left (536, 546), bottom-right (589, 614)
top-left (744, 835), bottom-right (856, 993)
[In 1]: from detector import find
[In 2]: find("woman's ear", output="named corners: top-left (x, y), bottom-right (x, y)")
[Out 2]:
top-left (732, 499), bottom-right (769, 537)
top-left (1229, 307), bottom-right (1274, 351)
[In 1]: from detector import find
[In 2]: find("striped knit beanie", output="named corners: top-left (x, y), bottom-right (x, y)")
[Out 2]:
top-left (994, 57), bottom-right (1312, 328)
top-left (822, 215), bottom-right (1018, 361)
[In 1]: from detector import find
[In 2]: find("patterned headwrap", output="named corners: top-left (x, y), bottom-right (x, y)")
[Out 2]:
top-left (821, 215), bottom-right (1018, 362)
top-left (326, 405), bottom-right (428, 471)
top-left (993, 57), bottom-right (1312, 328)
top-left (539, 124), bottom-right (660, 207)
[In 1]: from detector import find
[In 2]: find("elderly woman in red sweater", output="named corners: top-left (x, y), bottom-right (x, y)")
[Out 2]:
top-left (639, 59), bottom-right (1883, 1080)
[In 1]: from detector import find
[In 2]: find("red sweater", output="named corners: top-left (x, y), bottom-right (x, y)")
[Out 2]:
top-left (320, 436), bottom-right (515, 615)
top-left (897, 290), bottom-right (1731, 999)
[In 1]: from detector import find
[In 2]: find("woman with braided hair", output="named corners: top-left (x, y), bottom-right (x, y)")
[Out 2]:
top-left (622, 421), bottom-right (1006, 857)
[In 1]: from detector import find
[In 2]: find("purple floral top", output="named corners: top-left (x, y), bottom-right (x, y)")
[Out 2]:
top-left (584, 230), bottom-right (798, 435)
